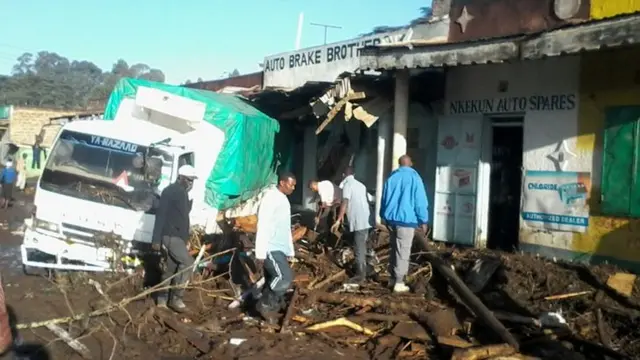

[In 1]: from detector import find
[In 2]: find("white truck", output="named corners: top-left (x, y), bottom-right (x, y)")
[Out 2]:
top-left (21, 79), bottom-right (279, 272)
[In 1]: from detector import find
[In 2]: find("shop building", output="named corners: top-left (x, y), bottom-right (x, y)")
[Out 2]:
top-left (257, 19), bottom-right (450, 213)
top-left (360, 2), bottom-right (640, 271)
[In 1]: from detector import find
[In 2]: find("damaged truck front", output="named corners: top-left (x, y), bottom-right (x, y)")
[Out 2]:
top-left (21, 78), bottom-right (279, 272)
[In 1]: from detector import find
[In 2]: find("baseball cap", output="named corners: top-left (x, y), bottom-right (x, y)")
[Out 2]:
top-left (178, 165), bottom-right (197, 179)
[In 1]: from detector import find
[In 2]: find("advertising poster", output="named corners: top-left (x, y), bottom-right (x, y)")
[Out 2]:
top-left (521, 171), bottom-right (591, 233)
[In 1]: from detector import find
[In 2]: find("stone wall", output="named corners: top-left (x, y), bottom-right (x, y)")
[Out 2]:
top-left (9, 108), bottom-right (77, 147)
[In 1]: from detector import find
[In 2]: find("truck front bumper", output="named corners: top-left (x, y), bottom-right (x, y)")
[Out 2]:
top-left (21, 226), bottom-right (113, 272)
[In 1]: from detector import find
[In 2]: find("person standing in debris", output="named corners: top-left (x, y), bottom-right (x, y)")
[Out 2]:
top-left (0, 160), bottom-right (17, 209)
top-left (16, 153), bottom-right (28, 192)
top-left (308, 179), bottom-right (341, 227)
top-left (254, 172), bottom-right (297, 323)
top-left (380, 155), bottom-right (429, 293)
top-left (152, 165), bottom-right (198, 313)
top-left (333, 167), bottom-right (372, 286)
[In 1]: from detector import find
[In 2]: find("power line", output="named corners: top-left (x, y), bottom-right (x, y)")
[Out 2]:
top-left (309, 22), bottom-right (342, 45)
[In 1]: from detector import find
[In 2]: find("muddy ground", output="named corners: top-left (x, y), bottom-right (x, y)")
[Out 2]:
top-left (1, 192), bottom-right (639, 360)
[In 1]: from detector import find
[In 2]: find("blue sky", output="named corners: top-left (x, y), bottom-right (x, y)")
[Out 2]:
top-left (0, 0), bottom-right (429, 84)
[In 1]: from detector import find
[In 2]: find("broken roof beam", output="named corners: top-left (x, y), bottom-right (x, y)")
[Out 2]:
top-left (315, 91), bottom-right (366, 135)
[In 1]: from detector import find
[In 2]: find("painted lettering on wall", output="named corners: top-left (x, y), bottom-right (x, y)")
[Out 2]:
top-left (264, 34), bottom-right (402, 72)
top-left (449, 94), bottom-right (577, 114)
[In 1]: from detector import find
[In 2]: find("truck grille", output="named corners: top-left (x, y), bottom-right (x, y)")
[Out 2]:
top-left (61, 223), bottom-right (100, 243)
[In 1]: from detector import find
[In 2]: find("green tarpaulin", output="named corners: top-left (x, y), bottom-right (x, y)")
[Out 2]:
top-left (103, 78), bottom-right (279, 210)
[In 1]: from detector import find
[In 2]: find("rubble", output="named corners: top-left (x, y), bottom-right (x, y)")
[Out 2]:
top-left (10, 226), bottom-right (640, 359)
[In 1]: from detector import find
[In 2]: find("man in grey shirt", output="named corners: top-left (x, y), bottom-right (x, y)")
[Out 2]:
top-left (333, 167), bottom-right (372, 286)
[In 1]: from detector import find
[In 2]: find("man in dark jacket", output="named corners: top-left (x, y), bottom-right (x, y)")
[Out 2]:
top-left (152, 165), bottom-right (197, 312)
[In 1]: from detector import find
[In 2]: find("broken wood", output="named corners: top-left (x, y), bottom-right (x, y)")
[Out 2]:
top-left (391, 321), bottom-right (430, 341)
top-left (155, 312), bottom-right (212, 353)
top-left (423, 308), bottom-right (462, 337)
top-left (280, 287), bottom-right (300, 333)
top-left (350, 313), bottom-right (411, 323)
top-left (308, 270), bottom-right (346, 290)
top-left (544, 290), bottom-right (592, 301)
top-left (606, 272), bottom-right (636, 297)
top-left (307, 291), bottom-right (438, 319)
top-left (315, 92), bottom-right (366, 135)
top-left (306, 317), bottom-right (375, 336)
top-left (451, 344), bottom-right (516, 360)
top-left (420, 252), bottom-right (520, 350)
top-left (436, 335), bottom-right (475, 348)
top-left (45, 323), bottom-right (92, 359)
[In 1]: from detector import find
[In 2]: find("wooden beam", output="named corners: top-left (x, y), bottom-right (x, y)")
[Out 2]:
top-left (315, 92), bottom-right (366, 135)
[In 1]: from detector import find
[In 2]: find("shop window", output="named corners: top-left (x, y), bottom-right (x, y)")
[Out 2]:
top-left (601, 106), bottom-right (640, 216)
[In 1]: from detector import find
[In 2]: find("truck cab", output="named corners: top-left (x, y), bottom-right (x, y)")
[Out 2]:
top-left (21, 86), bottom-right (225, 272)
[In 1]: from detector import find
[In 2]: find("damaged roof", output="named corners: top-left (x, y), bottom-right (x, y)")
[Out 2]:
top-left (360, 12), bottom-right (640, 70)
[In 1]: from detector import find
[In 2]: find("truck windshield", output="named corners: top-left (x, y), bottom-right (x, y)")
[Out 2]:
top-left (39, 130), bottom-right (173, 212)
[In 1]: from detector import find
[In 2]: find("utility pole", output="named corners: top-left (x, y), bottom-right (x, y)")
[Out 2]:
top-left (309, 22), bottom-right (342, 45)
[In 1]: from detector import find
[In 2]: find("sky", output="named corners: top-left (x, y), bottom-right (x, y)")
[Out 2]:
top-left (0, 0), bottom-right (429, 85)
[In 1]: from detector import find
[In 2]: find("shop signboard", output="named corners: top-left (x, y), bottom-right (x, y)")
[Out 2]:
top-left (521, 170), bottom-right (591, 233)
top-left (263, 29), bottom-right (410, 89)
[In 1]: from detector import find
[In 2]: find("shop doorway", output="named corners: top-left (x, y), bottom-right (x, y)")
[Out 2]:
top-left (487, 117), bottom-right (523, 251)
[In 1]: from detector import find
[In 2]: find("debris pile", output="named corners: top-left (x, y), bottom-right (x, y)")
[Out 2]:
top-left (11, 227), bottom-right (640, 360)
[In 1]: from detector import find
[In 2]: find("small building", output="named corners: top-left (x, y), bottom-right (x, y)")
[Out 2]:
top-left (0, 106), bottom-right (100, 177)
top-left (359, 1), bottom-right (640, 271)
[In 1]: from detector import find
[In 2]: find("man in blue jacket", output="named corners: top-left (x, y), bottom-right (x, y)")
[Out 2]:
top-left (380, 155), bottom-right (429, 293)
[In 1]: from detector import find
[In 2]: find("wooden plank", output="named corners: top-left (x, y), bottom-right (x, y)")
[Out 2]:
top-left (315, 92), bottom-right (366, 135)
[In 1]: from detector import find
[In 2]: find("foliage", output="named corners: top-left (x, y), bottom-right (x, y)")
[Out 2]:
top-left (362, 6), bottom-right (433, 36)
top-left (0, 51), bottom-right (165, 110)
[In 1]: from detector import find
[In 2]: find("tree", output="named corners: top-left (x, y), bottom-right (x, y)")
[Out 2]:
top-left (229, 69), bottom-right (240, 78)
top-left (0, 52), bottom-right (167, 109)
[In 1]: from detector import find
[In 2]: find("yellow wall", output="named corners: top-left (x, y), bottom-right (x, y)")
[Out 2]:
top-left (591, 0), bottom-right (640, 19)
top-left (574, 47), bottom-right (640, 262)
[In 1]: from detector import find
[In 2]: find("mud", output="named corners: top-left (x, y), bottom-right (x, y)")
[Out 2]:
top-left (0, 193), bottom-right (639, 359)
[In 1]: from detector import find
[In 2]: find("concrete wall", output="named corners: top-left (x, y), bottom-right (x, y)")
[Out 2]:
top-left (9, 108), bottom-right (75, 147)
top-left (444, 57), bottom-right (582, 249)
top-left (8, 108), bottom-right (78, 178)
top-left (572, 47), bottom-right (640, 271)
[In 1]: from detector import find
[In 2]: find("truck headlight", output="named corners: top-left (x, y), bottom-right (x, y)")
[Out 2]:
top-left (33, 218), bottom-right (59, 233)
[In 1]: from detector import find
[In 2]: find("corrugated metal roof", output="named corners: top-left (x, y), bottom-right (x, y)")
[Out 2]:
top-left (360, 36), bottom-right (523, 70)
top-left (360, 12), bottom-right (640, 70)
top-left (521, 12), bottom-right (640, 59)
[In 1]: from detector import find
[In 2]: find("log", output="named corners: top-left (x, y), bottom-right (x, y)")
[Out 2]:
top-left (155, 313), bottom-right (212, 353)
top-left (436, 335), bottom-right (475, 348)
top-left (420, 251), bottom-right (519, 350)
top-left (45, 324), bottom-right (92, 359)
top-left (308, 270), bottom-right (346, 290)
top-left (306, 291), bottom-right (423, 313)
top-left (280, 287), bottom-right (300, 333)
top-left (451, 344), bottom-right (516, 360)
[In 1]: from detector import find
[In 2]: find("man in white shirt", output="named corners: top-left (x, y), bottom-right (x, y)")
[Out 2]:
top-left (254, 172), bottom-right (297, 323)
top-left (309, 180), bottom-right (341, 228)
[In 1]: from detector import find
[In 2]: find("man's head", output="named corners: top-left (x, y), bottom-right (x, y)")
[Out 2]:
top-left (398, 155), bottom-right (413, 167)
top-left (22, 153), bottom-right (27, 159)
top-left (308, 180), bottom-right (319, 192)
top-left (278, 172), bottom-right (297, 196)
top-left (342, 166), bottom-right (355, 179)
top-left (177, 165), bottom-right (197, 191)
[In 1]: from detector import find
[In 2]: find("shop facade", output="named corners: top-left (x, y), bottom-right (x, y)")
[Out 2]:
top-left (360, 12), bottom-right (640, 271)
top-left (435, 56), bottom-right (581, 250)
